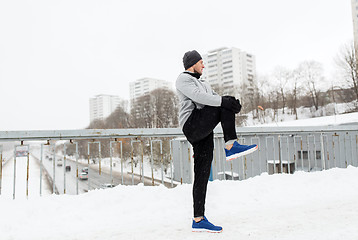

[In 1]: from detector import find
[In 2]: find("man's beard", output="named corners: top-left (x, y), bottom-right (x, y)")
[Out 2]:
top-left (193, 69), bottom-right (202, 76)
top-left (185, 71), bottom-right (201, 79)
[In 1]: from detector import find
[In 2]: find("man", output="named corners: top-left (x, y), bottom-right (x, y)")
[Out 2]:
top-left (176, 50), bottom-right (258, 233)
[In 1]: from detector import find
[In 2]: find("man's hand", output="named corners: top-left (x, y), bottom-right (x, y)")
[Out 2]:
top-left (221, 96), bottom-right (241, 114)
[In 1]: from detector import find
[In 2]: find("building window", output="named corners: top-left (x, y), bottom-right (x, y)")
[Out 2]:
top-left (223, 75), bottom-right (233, 80)
top-left (222, 54), bottom-right (232, 60)
top-left (222, 50), bottom-right (232, 55)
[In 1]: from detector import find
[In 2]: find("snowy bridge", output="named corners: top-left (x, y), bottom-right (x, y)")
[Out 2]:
top-left (1, 125), bottom-right (358, 199)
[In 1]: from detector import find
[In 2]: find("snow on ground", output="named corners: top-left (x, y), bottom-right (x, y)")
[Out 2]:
top-left (245, 102), bottom-right (358, 127)
top-left (0, 160), bottom-right (357, 240)
top-left (251, 112), bottom-right (358, 127)
top-left (94, 157), bottom-right (172, 180)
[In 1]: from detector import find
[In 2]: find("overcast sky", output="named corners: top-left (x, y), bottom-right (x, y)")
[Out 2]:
top-left (0, 0), bottom-right (354, 131)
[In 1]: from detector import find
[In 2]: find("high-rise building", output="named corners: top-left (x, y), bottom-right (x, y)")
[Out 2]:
top-left (129, 78), bottom-right (172, 100)
top-left (351, 0), bottom-right (358, 54)
top-left (202, 47), bottom-right (257, 99)
top-left (89, 94), bottom-right (121, 123)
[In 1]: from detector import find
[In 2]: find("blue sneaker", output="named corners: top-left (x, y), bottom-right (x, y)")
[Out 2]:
top-left (192, 216), bottom-right (223, 233)
top-left (225, 141), bottom-right (258, 161)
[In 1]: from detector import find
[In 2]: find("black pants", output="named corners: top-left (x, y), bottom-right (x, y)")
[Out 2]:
top-left (182, 106), bottom-right (237, 217)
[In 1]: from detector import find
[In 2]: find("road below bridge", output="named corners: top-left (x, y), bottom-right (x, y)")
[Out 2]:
top-left (33, 150), bottom-right (162, 195)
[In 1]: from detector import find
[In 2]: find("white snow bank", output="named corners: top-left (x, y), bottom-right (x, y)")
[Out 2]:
top-left (0, 166), bottom-right (358, 240)
top-left (245, 101), bottom-right (358, 127)
top-left (251, 112), bottom-right (358, 127)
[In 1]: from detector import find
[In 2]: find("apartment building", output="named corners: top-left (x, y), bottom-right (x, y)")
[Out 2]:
top-left (129, 78), bottom-right (172, 100)
top-left (89, 94), bottom-right (121, 123)
top-left (202, 47), bottom-right (257, 99)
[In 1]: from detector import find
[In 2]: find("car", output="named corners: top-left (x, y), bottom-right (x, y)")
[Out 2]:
top-left (57, 160), bottom-right (63, 166)
top-left (81, 167), bottom-right (89, 173)
top-left (100, 183), bottom-right (115, 189)
top-left (79, 172), bottom-right (88, 180)
top-left (65, 165), bottom-right (71, 172)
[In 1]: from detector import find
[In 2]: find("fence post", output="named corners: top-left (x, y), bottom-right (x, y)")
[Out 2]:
top-left (320, 134), bottom-right (326, 170)
top-left (52, 145), bottom-right (56, 194)
top-left (63, 144), bottom-right (67, 194)
top-left (26, 148), bottom-right (29, 199)
top-left (13, 146), bottom-right (16, 200)
top-left (170, 140), bottom-right (173, 187)
top-left (40, 144), bottom-right (43, 196)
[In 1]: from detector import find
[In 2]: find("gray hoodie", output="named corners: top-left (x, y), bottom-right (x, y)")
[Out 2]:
top-left (176, 71), bottom-right (222, 128)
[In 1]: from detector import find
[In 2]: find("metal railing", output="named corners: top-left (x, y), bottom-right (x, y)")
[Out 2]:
top-left (0, 125), bottom-right (357, 199)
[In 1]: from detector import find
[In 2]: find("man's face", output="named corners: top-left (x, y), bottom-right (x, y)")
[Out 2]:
top-left (193, 60), bottom-right (205, 75)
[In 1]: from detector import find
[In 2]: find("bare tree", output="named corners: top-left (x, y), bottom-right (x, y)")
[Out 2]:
top-left (335, 42), bottom-right (358, 101)
top-left (297, 61), bottom-right (324, 111)
top-left (130, 88), bottom-right (179, 128)
top-left (255, 75), bottom-right (268, 107)
top-left (105, 106), bottom-right (131, 129)
top-left (131, 94), bottom-right (153, 128)
top-left (288, 68), bottom-right (304, 119)
top-left (252, 74), bottom-right (271, 123)
top-left (150, 88), bottom-right (179, 128)
top-left (211, 84), bottom-right (226, 96)
top-left (272, 66), bottom-right (291, 114)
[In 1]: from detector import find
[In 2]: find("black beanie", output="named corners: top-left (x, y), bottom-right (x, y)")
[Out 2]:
top-left (183, 50), bottom-right (202, 70)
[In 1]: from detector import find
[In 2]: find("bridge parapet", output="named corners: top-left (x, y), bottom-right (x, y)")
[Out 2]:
top-left (0, 125), bottom-right (357, 199)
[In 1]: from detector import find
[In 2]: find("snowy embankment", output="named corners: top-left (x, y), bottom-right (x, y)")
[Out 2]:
top-left (255, 111), bottom-right (358, 127)
top-left (245, 101), bottom-right (358, 127)
top-left (0, 166), bottom-right (357, 240)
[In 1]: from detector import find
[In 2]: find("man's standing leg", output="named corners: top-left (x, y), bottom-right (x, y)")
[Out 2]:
top-left (192, 132), bottom-right (214, 218)
top-left (190, 131), bottom-right (223, 233)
